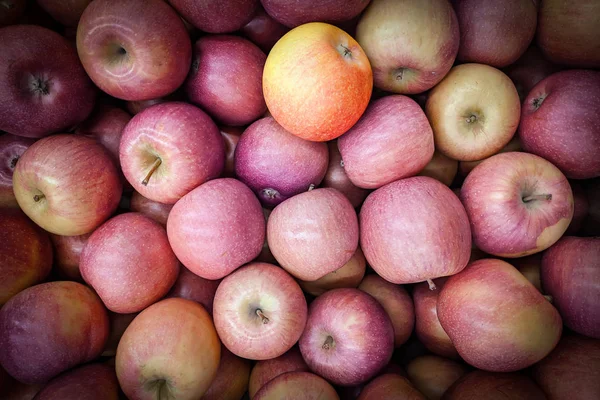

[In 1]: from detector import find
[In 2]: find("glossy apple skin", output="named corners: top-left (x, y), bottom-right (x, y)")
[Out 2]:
top-left (519, 70), bottom-right (600, 179)
top-left (406, 355), bottom-right (467, 400)
top-left (235, 117), bottom-right (329, 207)
top-left (168, 0), bottom-right (258, 33)
top-left (0, 134), bottom-right (36, 207)
top-left (220, 126), bottom-right (243, 177)
top-left (541, 236), bottom-right (600, 339)
top-left (299, 288), bottom-right (394, 386)
top-left (37, 0), bottom-right (92, 27)
top-left (360, 176), bottom-right (471, 284)
top-left (0, 281), bottom-right (109, 384)
top-left (510, 253), bottom-right (543, 292)
top-left (357, 374), bottom-right (425, 400)
top-left (0, 209), bottom-right (52, 306)
top-left (356, 0), bottom-right (459, 94)
top-left (504, 46), bottom-right (560, 102)
top-left (0, 0), bottom-right (26, 27)
top-left (418, 150), bottom-right (458, 187)
top-left (537, 0), bottom-right (600, 68)
top-left (49, 232), bottom-right (90, 282)
top-left (248, 346), bottom-right (309, 399)
top-left (0, 25), bottom-right (96, 138)
top-left (80, 213), bottom-right (179, 313)
top-left (458, 136), bottom-right (521, 177)
top-left (166, 266), bottom-right (220, 315)
top-left (358, 275), bottom-right (414, 348)
top-left (77, 0), bottom-right (191, 101)
top-left (267, 188), bottom-right (359, 281)
top-left (261, 0), bottom-right (369, 28)
top-left (13, 134), bottom-right (122, 236)
top-left (254, 371), bottom-right (339, 400)
top-left (241, 6), bottom-right (289, 53)
top-left (566, 181), bottom-right (589, 234)
top-left (33, 363), bottom-right (119, 400)
top-left (167, 178), bottom-right (265, 280)
top-left (438, 259), bottom-right (562, 372)
top-left (129, 191), bottom-right (173, 226)
top-left (322, 141), bottom-right (369, 208)
top-left (532, 334), bottom-right (600, 400)
top-left (461, 152), bottom-right (574, 257)
top-left (263, 22), bottom-right (372, 142)
top-left (201, 346), bottom-right (251, 400)
top-left (443, 370), bottom-right (547, 400)
top-left (338, 95), bottom-right (434, 189)
top-left (116, 298), bottom-right (221, 400)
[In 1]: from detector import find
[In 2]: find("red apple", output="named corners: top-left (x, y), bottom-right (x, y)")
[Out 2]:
top-left (0, 0), bottom-right (26, 27)
top-left (116, 298), bottom-right (221, 400)
top-left (299, 288), bottom-right (394, 386)
top-left (510, 253), bottom-right (543, 292)
top-left (261, 0), bottom-right (369, 28)
top-left (356, 0), bottom-right (459, 94)
top-left (77, 0), bottom-right (192, 101)
top-left (504, 46), bottom-right (560, 102)
top-left (126, 92), bottom-right (183, 115)
top-left (321, 141), bottom-right (369, 208)
top-left (406, 355), bottom-right (467, 400)
top-left (443, 370), bottom-right (547, 399)
top-left (566, 181), bottom-right (589, 234)
top-left (338, 95), bottom-right (434, 189)
top-left (168, 0), bottom-right (258, 33)
top-left (167, 266), bottom-right (221, 315)
top-left (254, 371), bottom-right (339, 400)
top-left (357, 374), bottom-right (425, 400)
top-left (167, 178), bottom-right (265, 280)
top-left (13, 134), bottom-right (122, 236)
top-left (519, 70), bottom-right (600, 179)
top-left (263, 22), bottom-right (372, 142)
top-left (267, 188), bottom-right (359, 281)
top-left (458, 136), bottom-right (521, 177)
top-left (80, 213), bottom-right (179, 313)
top-left (220, 126), bottom-right (244, 177)
top-left (0, 281), bottom-right (109, 384)
top-left (256, 208), bottom-right (278, 264)
top-left (201, 346), bottom-right (251, 400)
top-left (101, 312), bottom-right (137, 358)
top-left (76, 105), bottom-right (131, 165)
top-left (129, 191), bottom-right (173, 226)
top-left (0, 134), bottom-right (36, 207)
top-left (241, 6), bottom-right (289, 53)
top-left (360, 176), bottom-right (471, 285)
top-left (418, 150), bottom-right (458, 187)
top-left (234, 117), bottom-right (329, 207)
top-left (36, 0), bottom-right (91, 27)
top-left (120, 102), bottom-right (225, 204)
top-left (248, 346), bottom-right (309, 399)
top-left (0, 25), bottom-right (96, 138)
top-left (461, 152), bottom-right (574, 257)
top-left (32, 363), bottom-right (119, 400)
top-left (49, 232), bottom-right (90, 282)
top-left (438, 259), bottom-right (563, 372)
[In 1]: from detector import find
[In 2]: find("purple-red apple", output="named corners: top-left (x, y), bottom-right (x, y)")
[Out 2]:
top-left (418, 150), bottom-right (458, 186)
top-left (261, 0), bottom-right (369, 28)
top-left (406, 355), bottom-right (467, 400)
top-left (167, 266), bottom-right (221, 315)
top-left (321, 141), bottom-right (369, 208)
top-left (254, 371), bottom-right (339, 400)
top-left (36, 0), bottom-right (91, 27)
top-left (0, 134), bottom-right (36, 207)
top-left (248, 347), bottom-right (309, 399)
top-left (129, 191), bottom-right (173, 226)
top-left (0, 0), bottom-right (26, 27)
top-left (220, 126), bottom-right (243, 177)
top-left (49, 232), bottom-right (90, 282)
top-left (32, 363), bottom-right (118, 400)
top-left (443, 371), bottom-right (547, 400)
top-left (201, 346), bottom-right (251, 400)
top-left (357, 374), bottom-right (425, 400)
top-left (241, 6), bottom-right (289, 53)
top-left (168, 0), bottom-right (258, 33)
top-left (101, 312), bottom-right (137, 358)
top-left (504, 45), bottom-right (560, 102)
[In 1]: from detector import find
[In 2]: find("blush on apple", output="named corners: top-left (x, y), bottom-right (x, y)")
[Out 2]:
top-left (254, 371), bottom-right (339, 400)
top-left (241, 5), bottom-right (289, 53)
top-left (261, 0), bottom-right (369, 28)
top-left (32, 363), bottom-right (119, 400)
top-left (167, 0), bottom-right (258, 33)
top-left (357, 374), bottom-right (425, 400)
top-left (248, 346), bottom-right (309, 399)
top-left (406, 355), bottom-right (468, 400)
top-left (443, 370), bottom-right (547, 400)
top-left (49, 232), bottom-right (91, 282)
top-left (167, 266), bottom-right (221, 315)
top-left (201, 346), bottom-right (251, 400)
top-left (129, 191), bottom-right (173, 226)
top-left (321, 141), bottom-right (370, 208)
top-left (0, 134), bottom-right (36, 207)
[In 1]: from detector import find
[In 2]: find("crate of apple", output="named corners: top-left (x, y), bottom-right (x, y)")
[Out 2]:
top-left (1, 0), bottom-right (599, 399)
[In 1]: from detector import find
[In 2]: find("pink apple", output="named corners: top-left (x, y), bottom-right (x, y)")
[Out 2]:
top-left (321, 141), bottom-right (369, 208)
top-left (418, 150), bottom-right (458, 187)
top-left (357, 374), bottom-right (425, 400)
top-left (0, 0), bottom-right (26, 27)
top-left (504, 45), bottom-right (560, 102)
top-left (241, 6), bottom-right (289, 53)
top-left (201, 346), bottom-right (251, 400)
top-left (220, 126), bottom-right (243, 177)
top-left (248, 346), bottom-right (309, 399)
top-left (406, 355), bottom-right (468, 400)
top-left (129, 191), bottom-right (173, 226)
top-left (32, 363), bottom-right (119, 400)
top-left (0, 134), bottom-right (36, 207)
top-left (167, 266), bottom-right (221, 315)
top-left (49, 232), bottom-right (90, 282)
top-left (254, 371), bottom-right (339, 400)
top-left (36, 0), bottom-right (92, 27)
top-left (261, 0), bottom-right (369, 28)
top-left (168, 0), bottom-right (258, 33)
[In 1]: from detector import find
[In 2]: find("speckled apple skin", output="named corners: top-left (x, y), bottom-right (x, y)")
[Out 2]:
top-left (33, 363), bottom-right (119, 400)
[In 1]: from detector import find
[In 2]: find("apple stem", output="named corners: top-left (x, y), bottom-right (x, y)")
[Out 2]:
top-left (142, 157), bottom-right (162, 186)
top-left (544, 295), bottom-right (554, 303)
top-left (33, 194), bottom-right (45, 202)
top-left (256, 309), bottom-right (269, 324)
top-left (308, 184), bottom-right (315, 191)
top-left (322, 335), bottom-right (334, 350)
top-left (427, 278), bottom-right (437, 291)
top-left (522, 194), bottom-right (552, 203)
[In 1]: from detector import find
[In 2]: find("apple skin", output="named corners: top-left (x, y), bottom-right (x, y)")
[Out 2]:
top-left (120, 102), bottom-right (225, 204)
top-left (418, 150), bottom-right (458, 187)
top-left (263, 22), bottom-right (372, 142)
top-left (256, 208), bottom-right (278, 264)
top-left (299, 288), bottom-right (394, 386)
top-left (510, 253), bottom-right (543, 292)
top-left (13, 134), bottom-right (123, 236)
top-left (36, 0), bottom-right (92, 27)
top-left (261, 0), bottom-right (370, 28)
top-left (80, 212), bottom-right (179, 314)
top-left (166, 266), bottom-right (221, 315)
top-left (360, 176), bottom-right (471, 285)
top-left (406, 355), bottom-right (468, 400)
top-left (168, 0), bottom-right (258, 33)
top-left (453, 0), bottom-right (537, 67)
top-left (129, 191), bottom-right (173, 226)
top-left (32, 363), bottom-right (119, 400)
top-left (582, 178), bottom-right (600, 236)
top-left (254, 371), bottom-right (339, 400)
top-left (220, 126), bottom-right (243, 177)
top-left (0, 209), bottom-right (52, 306)
top-left (356, 0), bottom-right (459, 94)
top-left (101, 312), bottom-right (138, 358)
top-left (267, 188), bottom-right (359, 281)
top-left (461, 152), bottom-right (574, 257)
top-left (358, 274), bottom-right (415, 348)
top-left (338, 95), bottom-right (434, 189)
top-left (0, 134), bottom-right (36, 207)
top-left (425, 63), bottom-right (520, 161)
top-left (519, 70), bottom-right (600, 179)
top-left (537, 0), bottom-right (600, 68)
top-left (322, 141), bottom-right (369, 208)
top-left (201, 346), bottom-right (251, 400)
top-left (116, 298), bottom-right (221, 400)
top-left (532, 334), bottom-right (600, 400)
top-left (241, 6), bottom-right (289, 53)
top-left (566, 181), bottom-right (589, 234)
top-left (167, 178), bottom-right (265, 280)
top-left (0, 281), bottom-right (109, 384)
top-left (48, 232), bottom-right (91, 282)
top-left (248, 346), bottom-right (309, 399)
top-left (357, 374), bottom-right (425, 400)
top-left (77, 0), bottom-right (192, 101)
top-left (76, 105), bottom-right (131, 165)
top-left (0, 0), bottom-right (26, 27)
top-left (0, 25), bottom-right (96, 138)
top-left (438, 258), bottom-right (563, 372)
top-left (458, 136), bottom-right (521, 177)
top-left (234, 117), bottom-right (329, 207)
top-left (541, 236), bottom-right (600, 339)
top-left (504, 46), bottom-right (560, 102)
top-left (443, 371), bottom-right (547, 400)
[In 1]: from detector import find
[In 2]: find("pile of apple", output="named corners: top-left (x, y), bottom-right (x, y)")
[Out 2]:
top-left (1, 0), bottom-right (599, 399)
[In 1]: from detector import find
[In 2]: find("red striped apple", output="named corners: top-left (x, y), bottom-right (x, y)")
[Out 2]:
top-left (241, 6), bottom-right (289, 53)
top-left (261, 0), bottom-right (370, 28)
top-left (167, 0), bottom-right (258, 33)
top-left (254, 371), bottom-right (339, 400)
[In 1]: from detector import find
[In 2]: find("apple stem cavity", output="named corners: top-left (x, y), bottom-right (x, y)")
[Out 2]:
top-left (532, 95), bottom-right (546, 110)
top-left (522, 194), bottom-right (552, 203)
top-left (261, 188), bottom-right (280, 200)
top-left (256, 308), bottom-right (270, 324)
top-left (322, 335), bottom-right (335, 350)
top-left (31, 77), bottom-right (50, 96)
top-left (33, 194), bottom-right (45, 202)
top-left (338, 44), bottom-right (353, 59)
top-left (142, 157), bottom-right (162, 186)
top-left (427, 278), bottom-right (437, 291)
top-left (10, 157), bottom-right (18, 169)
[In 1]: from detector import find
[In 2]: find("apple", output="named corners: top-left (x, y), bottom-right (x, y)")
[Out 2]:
top-left (248, 346), bottom-right (309, 399)
top-left (453, 0), bottom-right (537, 67)
top-left (267, 187), bottom-right (359, 281)
top-left (0, 134), bottom-right (36, 207)
top-left (241, 6), bottom-right (289, 53)
top-left (461, 152), bottom-right (574, 257)
top-left (566, 181), bottom-right (589, 234)
top-left (443, 371), bottom-right (547, 400)
top-left (4, 381), bottom-right (41, 400)
top-left (13, 134), bottom-right (122, 236)
top-left (49, 232), bottom-right (91, 282)
top-left (80, 212), bottom-right (179, 313)
top-left (458, 136), bottom-right (521, 177)
top-left (519, 70), bottom-right (600, 179)
top-left (418, 150), bottom-right (458, 187)
top-left (76, 105), bottom-right (131, 165)
top-left (358, 274), bottom-right (415, 348)
top-left (234, 116), bottom-right (329, 207)
top-left (406, 355), bottom-right (467, 400)
top-left (261, 0), bottom-right (370, 28)
top-left (0, 0), bottom-right (26, 27)
top-left (337, 95), bottom-right (434, 189)
top-left (256, 208), bottom-right (278, 264)
top-left (36, 0), bottom-right (91, 27)
top-left (0, 281), bottom-right (109, 384)
top-left (126, 92), bottom-right (183, 115)
top-left (357, 374), bottom-right (425, 400)
top-left (356, 0), bottom-right (459, 94)
top-left (167, 266), bottom-right (221, 315)
top-left (426, 63), bottom-right (520, 161)
top-left (541, 236), bottom-right (600, 339)
top-left (201, 346), bottom-right (251, 400)
top-left (167, 178), bottom-right (265, 280)
top-left (438, 258), bottom-right (563, 372)
top-left (537, 0), bottom-right (600, 68)
top-left (77, 0), bottom-right (192, 101)
top-left (298, 247), bottom-right (366, 297)
top-left (220, 126), bottom-right (244, 177)
top-left (299, 288), bottom-right (394, 386)
top-left (120, 102), bottom-right (225, 204)
top-left (360, 176), bottom-right (471, 286)
top-left (116, 298), bottom-right (221, 400)
top-left (504, 45), bottom-right (560, 102)
top-left (532, 334), bottom-right (600, 400)
top-left (32, 363), bottom-right (119, 400)
top-left (129, 191), bottom-right (173, 226)
top-left (0, 25), bottom-right (96, 138)
top-left (263, 22), bottom-right (372, 142)
top-left (510, 253), bottom-right (543, 292)
top-left (168, 0), bottom-right (258, 33)
top-left (101, 312), bottom-right (138, 358)
top-left (254, 371), bottom-right (339, 400)
top-left (321, 141), bottom-right (369, 208)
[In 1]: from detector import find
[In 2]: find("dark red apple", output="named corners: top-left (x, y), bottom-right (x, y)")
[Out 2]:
top-left (101, 312), bottom-right (137, 358)
top-left (406, 355), bottom-right (467, 400)
top-left (254, 371), bottom-right (339, 400)
top-left (49, 232), bottom-right (90, 282)
top-left (36, 0), bottom-right (92, 27)
top-left (504, 46), bottom-right (560, 102)
top-left (201, 346), bottom-right (251, 400)
top-left (0, 134), bottom-right (36, 207)
top-left (168, 0), bottom-right (258, 33)
top-left (510, 253), bottom-right (543, 292)
top-left (220, 126), bottom-right (243, 177)
top-left (167, 266), bottom-right (221, 315)
top-left (32, 363), bottom-right (119, 400)
top-left (321, 141), bottom-right (369, 208)
top-left (444, 371), bottom-right (547, 399)
top-left (129, 191), bottom-right (173, 226)
top-left (566, 181), bottom-right (589, 234)
top-left (4, 381), bottom-right (41, 400)
top-left (261, 0), bottom-right (370, 28)
top-left (357, 374), bottom-right (425, 400)
top-left (76, 105), bottom-right (131, 165)
top-left (241, 6), bottom-right (289, 53)
top-left (582, 178), bottom-right (600, 236)
top-left (248, 346), bottom-right (309, 399)
top-left (0, 0), bottom-right (26, 27)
